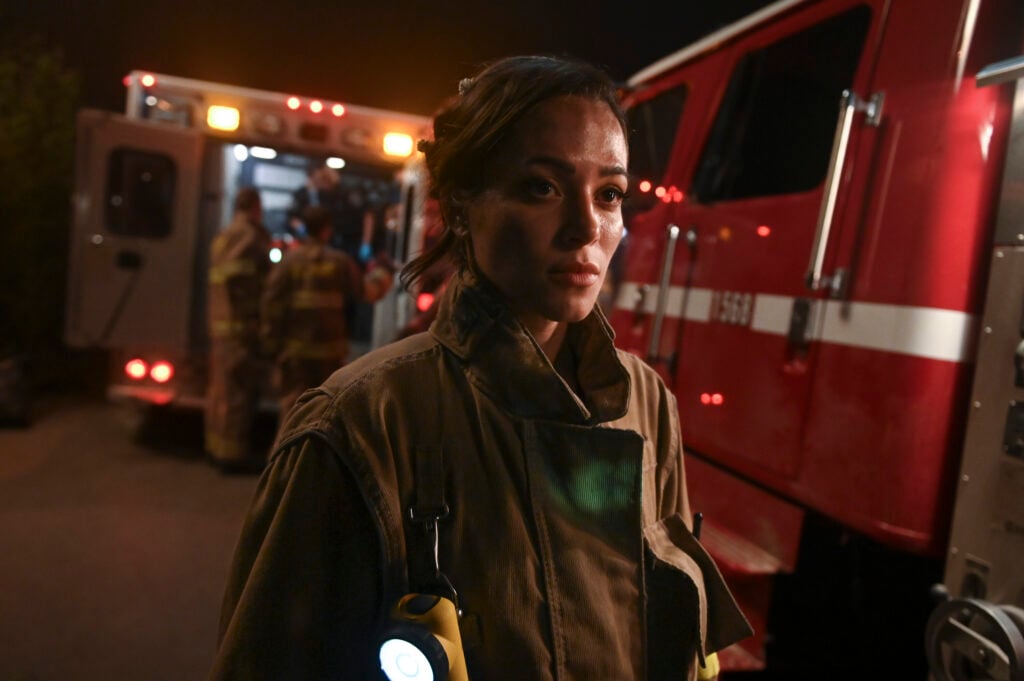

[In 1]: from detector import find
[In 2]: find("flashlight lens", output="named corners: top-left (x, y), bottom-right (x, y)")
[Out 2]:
top-left (380, 638), bottom-right (435, 681)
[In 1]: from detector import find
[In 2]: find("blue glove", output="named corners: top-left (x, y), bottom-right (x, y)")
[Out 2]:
top-left (358, 242), bottom-right (372, 263)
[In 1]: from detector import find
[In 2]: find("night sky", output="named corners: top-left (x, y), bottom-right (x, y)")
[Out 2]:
top-left (6, 0), bottom-right (775, 116)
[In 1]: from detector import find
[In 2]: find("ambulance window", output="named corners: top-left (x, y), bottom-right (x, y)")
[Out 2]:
top-left (692, 6), bottom-right (870, 202)
top-left (626, 84), bottom-right (688, 189)
top-left (106, 148), bottom-right (176, 238)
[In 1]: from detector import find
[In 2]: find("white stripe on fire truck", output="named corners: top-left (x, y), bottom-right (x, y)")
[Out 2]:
top-left (612, 283), bottom-right (977, 363)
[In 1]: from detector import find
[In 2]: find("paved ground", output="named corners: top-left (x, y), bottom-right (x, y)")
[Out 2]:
top-left (0, 392), bottom-right (267, 681)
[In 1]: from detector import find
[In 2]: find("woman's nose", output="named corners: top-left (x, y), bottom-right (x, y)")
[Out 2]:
top-left (559, 196), bottom-right (601, 247)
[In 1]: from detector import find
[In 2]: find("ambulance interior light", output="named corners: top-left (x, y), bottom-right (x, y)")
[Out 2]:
top-left (249, 146), bottom-right (278, 160)
top-left (326, 156), bottom-right (346, 169)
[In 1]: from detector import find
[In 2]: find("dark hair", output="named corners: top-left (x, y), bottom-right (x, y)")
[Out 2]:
top-left (234, 186), bottom-right (261, 213)
top-left (401, 55), bottom-right (627, 290)
top-left (303, 205), bottom-right (331, 234)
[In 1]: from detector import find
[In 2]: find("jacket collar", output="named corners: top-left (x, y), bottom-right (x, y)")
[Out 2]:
top-left (429, 270), bottom-right (630, 425)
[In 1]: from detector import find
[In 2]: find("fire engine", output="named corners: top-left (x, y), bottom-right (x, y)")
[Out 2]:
top-left (602, 0), bottom-right (1023, 677)
top-left (64, 71), bottom-right (430, 409)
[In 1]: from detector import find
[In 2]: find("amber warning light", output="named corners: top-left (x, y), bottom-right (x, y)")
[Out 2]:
top-left (383, 132), bottom-right (415, 158)
top-left (208, 105), bottom-right (241, 132)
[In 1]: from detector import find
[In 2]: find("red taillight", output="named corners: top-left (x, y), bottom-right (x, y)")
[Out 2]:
top-left (757, 225), bottom-right (772, 237)
top-left (125, 359), bottom-right (148, 380)
top-left (150, 361), bottom-right (174, 384)
top-left (416, 292), bottom-right (435, 312)
top-left (700, 392), bottom-right (725, 406)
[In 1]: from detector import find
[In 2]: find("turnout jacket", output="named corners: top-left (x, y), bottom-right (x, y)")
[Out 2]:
top-left (211, 271), bottom-right (750, 681)
top-left (261, 240), bottom-right (364, 365)
top-left (208, 212), bottom-right (271, 345)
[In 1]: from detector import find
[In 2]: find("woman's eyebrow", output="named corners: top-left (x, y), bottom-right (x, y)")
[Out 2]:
top-left (525, 155), bottom-right (628, 178)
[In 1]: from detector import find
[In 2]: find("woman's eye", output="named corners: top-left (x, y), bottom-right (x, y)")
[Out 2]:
top-left (599, 187), bottom-right (626, 205)
top-left (525, 178), bottom-right (556, 197)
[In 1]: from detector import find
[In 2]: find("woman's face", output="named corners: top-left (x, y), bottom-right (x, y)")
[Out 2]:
top-left (465, 95), bottom-right (628, 334)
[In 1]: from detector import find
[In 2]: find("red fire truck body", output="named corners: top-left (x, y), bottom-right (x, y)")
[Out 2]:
top-left (606, 0), bottom-right (1023, 674)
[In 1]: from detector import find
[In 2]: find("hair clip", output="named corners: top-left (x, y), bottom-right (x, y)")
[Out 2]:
top-left (458, 78), bottom-right (474, 96)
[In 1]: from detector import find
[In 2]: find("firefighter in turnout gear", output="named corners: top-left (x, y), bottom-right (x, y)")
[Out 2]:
top-left (260, 204), bottom-right (394, 429)
top-left (205, 187), bottom-right (271, 473)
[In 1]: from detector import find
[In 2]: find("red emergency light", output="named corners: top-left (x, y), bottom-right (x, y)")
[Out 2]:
top-left (757, 225), bottom-right (772, 237)
top-left (332, 103), bottom-right (346, 117)
top-left (639, 180), bottom-right (652, 193)
top-left (286, 96), bottom-right (301, 110)
top-left (140, 73), bottom-right (156, 88)
top-left (417, 292), bottom-right (436, 312)
top-left (310, 100), bottom-right (324, 114)
top-left (150, 361), bottom-right (174, 384)
top-left (125, 359), bottom-right (148, 380)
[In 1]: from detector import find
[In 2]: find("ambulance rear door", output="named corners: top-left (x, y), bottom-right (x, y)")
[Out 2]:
top-left (65, 109), bottom-right (203, 352)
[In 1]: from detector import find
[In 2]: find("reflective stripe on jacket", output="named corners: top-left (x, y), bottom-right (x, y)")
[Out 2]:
top-left (207, 213), bottom-right (271, 343)
top-left (260, 241), bottom-right (363, 363)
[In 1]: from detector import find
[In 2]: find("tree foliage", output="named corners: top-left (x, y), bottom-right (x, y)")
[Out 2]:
top-left (0, 41), bottom-right (81, 383)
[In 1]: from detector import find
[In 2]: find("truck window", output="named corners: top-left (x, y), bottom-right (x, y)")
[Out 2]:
top-left (626, 84), bottom-right (688, 189)
top-left (106, 147), bottom-right (176, 238)
top-left (692, 5), bottom-right (871, 202)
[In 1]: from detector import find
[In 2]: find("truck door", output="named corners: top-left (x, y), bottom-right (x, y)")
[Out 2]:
top-left (617, 0), bottom-right (886, 480)
top-left (65, 109), bottom-right (202, 352)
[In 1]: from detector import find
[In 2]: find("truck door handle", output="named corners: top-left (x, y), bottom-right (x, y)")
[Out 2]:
top-left (805, 89), bottom-right (883, 297)
top-left (647, 223), bottom-right (681, 363)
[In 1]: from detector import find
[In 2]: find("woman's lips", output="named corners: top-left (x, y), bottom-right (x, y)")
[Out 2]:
top-left (549, 262), bottom-right (601, 287)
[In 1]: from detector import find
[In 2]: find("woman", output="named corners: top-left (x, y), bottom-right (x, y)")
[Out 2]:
top-left (210, 55), bottom-right (750, 681)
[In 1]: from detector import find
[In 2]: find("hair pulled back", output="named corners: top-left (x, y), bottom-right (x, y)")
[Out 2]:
top-left (401, 55), bottom-right (626, 290)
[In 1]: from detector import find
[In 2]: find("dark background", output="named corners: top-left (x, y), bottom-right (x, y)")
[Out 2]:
top-left (5, 0), bottom-right (776, 115)
top-left (0, 0), bottom-right (775, 396)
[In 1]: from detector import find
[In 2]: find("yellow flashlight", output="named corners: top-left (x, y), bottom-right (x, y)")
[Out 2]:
top-left (378, 593), bottom-right (469, 681)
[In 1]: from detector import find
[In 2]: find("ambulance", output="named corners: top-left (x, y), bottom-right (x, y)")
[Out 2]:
top-left (604, 0), bottom-right (1023, 676)
top-left (64, 71), bottom-right (430, 409)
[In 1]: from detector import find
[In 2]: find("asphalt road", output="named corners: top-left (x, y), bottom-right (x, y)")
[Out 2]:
top-left (0, 392), bottom-right (268, 681)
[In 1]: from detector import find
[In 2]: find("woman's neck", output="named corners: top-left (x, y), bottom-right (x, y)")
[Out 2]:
top-left (524, 317), bottom-right (567, 362)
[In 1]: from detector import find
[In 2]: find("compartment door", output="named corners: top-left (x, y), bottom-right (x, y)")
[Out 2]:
top-left (65, 109), bottom-right (202, 351)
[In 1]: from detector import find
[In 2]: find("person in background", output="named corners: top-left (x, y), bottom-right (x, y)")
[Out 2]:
top-left (260, 204), bottom-right (394, 429)
top-left (210, 55), bottom-right (750, 680)
top-left (205, 187), bottom-right (271, 474)
top-left (286, 165), bottom-right (328, 240)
